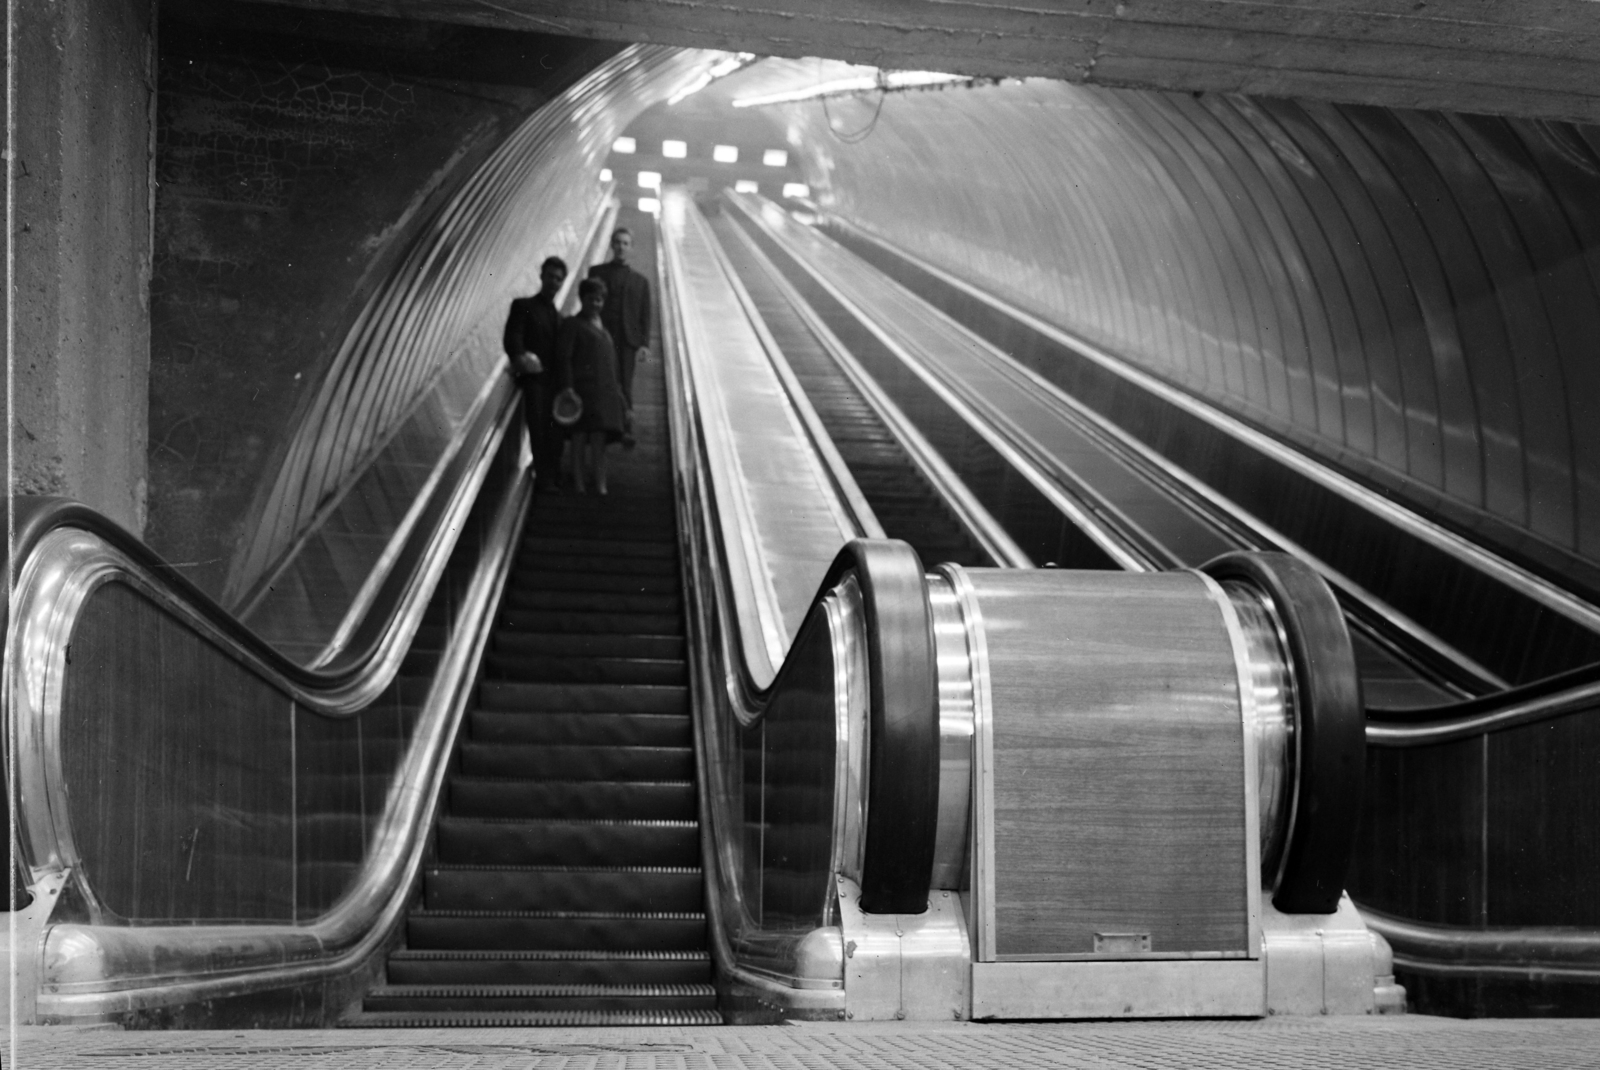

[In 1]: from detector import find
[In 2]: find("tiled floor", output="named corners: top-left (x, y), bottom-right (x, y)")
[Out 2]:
top-left (13, 1017), bottom-right (1600, 1069)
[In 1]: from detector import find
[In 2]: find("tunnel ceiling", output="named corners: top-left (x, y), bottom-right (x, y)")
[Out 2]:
top-left (255, 0), bottom-right (1600, 125)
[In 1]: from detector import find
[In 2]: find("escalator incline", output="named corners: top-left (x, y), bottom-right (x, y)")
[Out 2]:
top-left (347, 365), bottom-right (720, 1027)
top-left (707, 211), bottom-right (991, 569)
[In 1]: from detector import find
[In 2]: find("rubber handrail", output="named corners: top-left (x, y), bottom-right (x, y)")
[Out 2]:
top-left (817, 539), bottom-right (940, 914)
top-left (1, 389), bottom-right (511, 698)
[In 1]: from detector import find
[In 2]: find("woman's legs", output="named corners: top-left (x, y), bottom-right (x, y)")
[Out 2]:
top-left (594, 438), bottom-right (610, 495)
top-left (572, 433), bottom-right (590, 494)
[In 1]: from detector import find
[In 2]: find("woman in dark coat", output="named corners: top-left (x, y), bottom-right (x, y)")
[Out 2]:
top-left (558, 277), bottom-right (627, 494)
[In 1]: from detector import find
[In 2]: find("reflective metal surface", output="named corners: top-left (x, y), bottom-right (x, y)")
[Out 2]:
top-left (1216, 579), bottom-right (1297, 887)
top-left (7, 418), bottom-right (532, 1019)
top-left (789, 82), bottom-right (1600, 602)
top-left (926, 574), bottom-right (973, 891)
top-left (716, 208), bottom-right (1028, 569)
top-left (231, 45), bottom-right (721, 604)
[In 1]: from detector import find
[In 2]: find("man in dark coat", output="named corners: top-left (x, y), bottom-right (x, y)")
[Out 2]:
top-left (586, 227), bottom-right (651, 447)
top-left (503, 255), bottom-right (568, 491)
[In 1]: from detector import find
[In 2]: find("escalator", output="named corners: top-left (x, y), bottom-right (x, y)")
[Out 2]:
top-left (351, 358), bottom-right (718, 1026)
top-left (0, 187), bottom-right (1407, 1026)
top-left (702, 189), bottom-right (1600, 1016)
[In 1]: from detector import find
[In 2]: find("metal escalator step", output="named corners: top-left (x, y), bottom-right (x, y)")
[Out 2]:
top-left (424, 864), bottom-right (703, 913)
top-left (520, 536), bottom-right (677, 559)
top-left (458, 742), bottom-right (694, 781)
top-left (342, 1008), bottom-right (721, 1027)
top-left (363, 983), bottom-right (716, 1013)
top-left (478, 680), bottom-right (688, 714)
top-left (509, 569), bottom-right (680, 594)
top-left (492, 632), bottom-right (685, 659)
top-left (516, 554), bottom-right (681, 578)
top-left (406, 909), bottom-right (707, 951)
top-left (505, 588), bottom-right (680, 614)
top-left (434, 817), bottom-right (700, 867)
top-left (483, 653), bottom-right (687, 686)
top-left (499, 609), bottom-right (683, 636)
top-left (468, 711), bottom-right (691, 748)
top-left (449, 777), bottom-right (696, 820)
top-left (386, 948), bottom-right (711, 986)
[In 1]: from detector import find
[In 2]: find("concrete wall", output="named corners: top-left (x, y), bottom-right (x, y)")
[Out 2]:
top-left (145, 2), bottom-right (618, 596)
top-left (8, 0), bottom-right (156, 535)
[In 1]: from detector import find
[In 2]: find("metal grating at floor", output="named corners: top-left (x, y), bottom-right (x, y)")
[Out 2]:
top-left (17, 1018), bottom-right (1600, 1069)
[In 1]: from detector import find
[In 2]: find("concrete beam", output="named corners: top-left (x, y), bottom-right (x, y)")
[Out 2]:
top-left (255, 0), bottom-right (1600, 124)
top-left (7, 0), bottom-right (156, 534)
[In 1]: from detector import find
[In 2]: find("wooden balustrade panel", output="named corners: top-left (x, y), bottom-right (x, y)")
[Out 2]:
top-left (61, 582), bottom-right (296, 922)
top-left (969, 570), bottom-right (1249, 959)
top-left (1351, 706), bottom-right (1600, 930)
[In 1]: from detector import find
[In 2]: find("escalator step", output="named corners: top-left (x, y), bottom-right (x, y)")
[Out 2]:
top-left (492, 632), bottom-right (684, 659)
top-left (449, 778), bottom-right (697, 820)
top-left (386, 948), bottom-right (711, 987)
top-left (468, 711), bottom-right (691, 748)
top-left (458, 743), bottom-right (694, 780)
top-left (517, 554), bottom-right (681, 578)
top-left (478, 680), bottom-right (688, 714)
top-left (362, 983), bottom-right (717, 1013)
top-left (406, 909), bottom-right (707, 951)
top-left (509, 570), bottom-right (680, 594)
top-left (343, 1008), bottom-right (722, 1027)
top-left (520, 536), bottom-right (677, 559)
top-left (434, 817), bottom-right (701, 867)
top-left (499, 609), bottom-right (683, 635)
top-left (483, 653), bottom-right (687, 686)
top-left (424, 864), bottom-right (702, 912)
top-left (504, 589), bottom-right (681, 614)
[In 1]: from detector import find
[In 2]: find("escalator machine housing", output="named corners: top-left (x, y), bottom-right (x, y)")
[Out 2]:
top-left (901, 553), bottom-right (1396, 1019)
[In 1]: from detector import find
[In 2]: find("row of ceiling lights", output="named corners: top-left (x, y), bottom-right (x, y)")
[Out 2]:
top-left (613, 137), bottom-right (789, 167)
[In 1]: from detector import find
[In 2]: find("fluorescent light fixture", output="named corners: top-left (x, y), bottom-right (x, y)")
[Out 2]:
top-left (599, 168), bottom-right (612, 182)
top-left (662, 139), bottom-right (687, 158)
top-left (734, 70), bottom-right (966, 108)
top-left (612, 136), bottom-right (636, 153)
top-left (783, 182), bottom-right (810, 199)
top-left (734, 179), bottom-right (759, 194)
top-left (713, 144), bottom-right (738, 163)
top-left (638, 171), bottom-right (662, 190)
top-left (762, 149), bottom-right (788, 167)
top-left (639, 197), bottom-right (661, 215)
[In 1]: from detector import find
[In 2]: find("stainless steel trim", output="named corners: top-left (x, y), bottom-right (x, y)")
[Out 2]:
top-left (307, 370), bottom-right (510, 667)
top-left (1198, 571), bottom-right (1265, 958)
top-left (666, 196), bottom-right (791, 682)
top-left (719, 211), bottom-right (1027, 568)
top-left (28, 443), bottom-right (533, 1018)
top-left (732, 199), bottom-right (1132, 572)
top-left (1360, 906), bottom-right (1600, 981)
top-left (1366, 677), bottom-right (1600, 746)
top-left (827, 217), bottom-right (1592, 671)
top-left (925, 572), bottom-right (974, 891)
top-left (936, 563), bottom-right (994, 960)
top-left (701, 207), bottom-right (883, 541)
top-left (825, 577), bottom-right (870, 886)
top-left (1214, 579), bottom-right (1298, 889)
top-left (661, 193), bottom-right (847, 1014)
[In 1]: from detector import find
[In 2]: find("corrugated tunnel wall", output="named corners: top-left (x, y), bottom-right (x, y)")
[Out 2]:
top-left (787, 81), bottom-right (1600, 599)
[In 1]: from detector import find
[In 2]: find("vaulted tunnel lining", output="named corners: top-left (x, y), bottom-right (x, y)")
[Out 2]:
top-left (778, 79), bottom-right (1600, 598)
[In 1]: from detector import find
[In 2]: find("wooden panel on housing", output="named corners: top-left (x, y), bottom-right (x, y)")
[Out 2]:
top-left (1347, 739), bottom-right (1484, 927)
top-left (61, 582), bottom-right (295, 923)
top-left (1487, 710), bottom-right (1600, 927)
top-left (972, 570), bottom-right (1248, 958)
